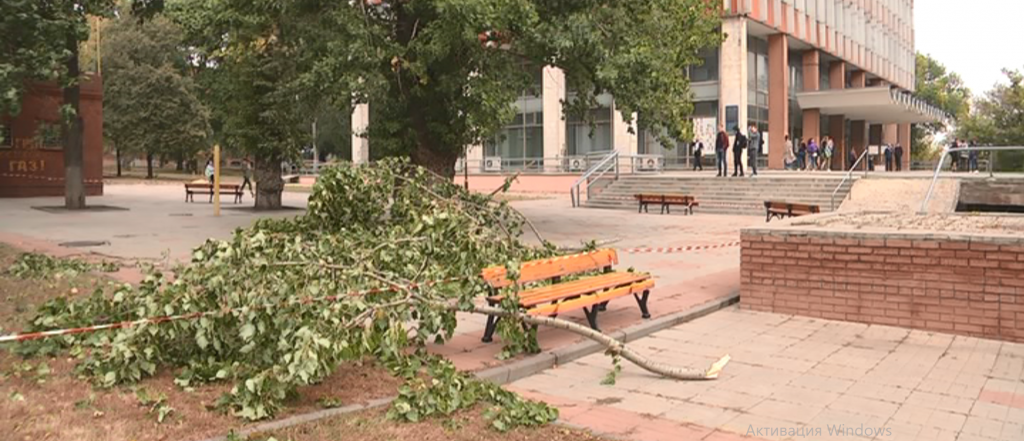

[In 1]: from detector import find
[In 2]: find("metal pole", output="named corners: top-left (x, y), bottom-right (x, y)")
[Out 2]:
top-left (213, 144), bottom-right (221, 217)
top-left (463, 146), bottom-right (469, 191)
top-left (919, 150), bottom-right (947, 214)
top-left (312, 119), bottom-right (318, 173)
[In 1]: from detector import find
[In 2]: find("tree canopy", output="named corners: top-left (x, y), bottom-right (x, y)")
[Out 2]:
top-left (912, 52), bottom-right (971, 158)
top-left (957, 68), bottom-right (1024, 171)
top-left (103, 11), bottom-right (211, 178)
top-left (166, 0), bottom-right (722, 208)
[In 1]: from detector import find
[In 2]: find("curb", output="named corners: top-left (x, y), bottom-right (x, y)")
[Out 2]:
top-left (194, 292), bottom-right (739, 440)
top-left (475, 291), bottom-right (740, 385)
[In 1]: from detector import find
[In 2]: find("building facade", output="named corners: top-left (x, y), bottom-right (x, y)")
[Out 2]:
top-left (353, 0), bottom-right (940, 173)
top-left (0, 76), bottom-right (105, 197)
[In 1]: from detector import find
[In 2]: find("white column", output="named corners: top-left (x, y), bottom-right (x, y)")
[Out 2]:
top-left (465, 144), bottom-right (483, 174)
top-left (351, 103), bottom-right (370, 164)
top-left (541, 66), bottom-right (567, 172)
top-left (719, 17), bottom-right (749, 169)
top-left (611, 102), bottom-right (638, 156)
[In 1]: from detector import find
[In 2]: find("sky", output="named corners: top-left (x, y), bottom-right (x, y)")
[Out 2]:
top-left (915, 0), bottom-right (1024, 96)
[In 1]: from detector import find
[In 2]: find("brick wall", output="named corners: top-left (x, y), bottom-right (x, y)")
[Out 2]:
top-left (741, 229), bottom-right (1024, 343)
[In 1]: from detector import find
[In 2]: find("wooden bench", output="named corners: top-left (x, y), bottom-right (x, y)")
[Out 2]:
top-left (479, 249), bottom-right (654, 343)
top-left (764, 201), bottom-right (820, 222)
top-left (634, 194), bottom-right (699, 215)
top-left (185, 183), bottom-right (244, 203)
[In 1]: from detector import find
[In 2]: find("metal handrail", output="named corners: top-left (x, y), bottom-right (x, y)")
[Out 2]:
top-left (830, 148), bottom-right (870, 211)
top-left (919, 146), bottom-right (1024, 213)
top-left (570, 150), bottom-right (619, 207)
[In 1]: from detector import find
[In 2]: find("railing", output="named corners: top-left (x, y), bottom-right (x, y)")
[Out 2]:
top-left (570, 151), bottom-right (619, 208)
top-left (830, 148), bottom-right (870, 211)
top-left (920, 146), bottom-right (1024, 213)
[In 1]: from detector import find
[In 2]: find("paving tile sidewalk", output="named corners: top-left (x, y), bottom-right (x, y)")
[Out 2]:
top-left (511, 307), bottom-right (1024, 441)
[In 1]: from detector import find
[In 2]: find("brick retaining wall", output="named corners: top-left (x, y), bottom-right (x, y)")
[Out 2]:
top-left (741, 223), bottom-right (1024, 343)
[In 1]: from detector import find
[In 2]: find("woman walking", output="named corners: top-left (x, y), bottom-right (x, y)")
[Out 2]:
top-left (822, 136), bottom-right (834, 172)
top-left (807, 138), bottom-right (820, 172)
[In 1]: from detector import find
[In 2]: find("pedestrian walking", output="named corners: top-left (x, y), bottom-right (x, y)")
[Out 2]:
top-left (950, 139), bottom-right (961, 172)
top-left (822, 136), bottom-right (834, 172)
top-left (797, 141), bottom-right (807, 170)
top-left (732, 127), bottom-right (747, 177)
top-left (204, 159), bottom-right (215, 184)
top-left (969, 140), bottom-right (979, 173)
top-left (747, 125), bottom-right (761, 177)
top-left (884, 144), bottom-right (894, 171)
top-left (847, 147), bottom-right (857, 171)
top-left (783, 135), bottom-right (796, 170)
top-left (692, 138), bottom-right (704, 171)
top-left (715, 127), bottom-right (730, 177)
top-left (241, 159), bottom-right (255, 196)
top-left (807, 138), bottom-right (819, 172)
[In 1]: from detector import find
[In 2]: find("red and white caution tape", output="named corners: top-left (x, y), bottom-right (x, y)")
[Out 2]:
top-left (620, 240), bottom-right (741, 254)
top-left (0, 276), bottom-right (466, 344)
top-left (0, 172), bottom-right (104, 184)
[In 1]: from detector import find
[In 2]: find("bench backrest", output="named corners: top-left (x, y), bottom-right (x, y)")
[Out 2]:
top-left (480, 249), bottom-right (618, 289)
top-left (764, 201), bottom-right (820, 213)
top-left (636, 194), bottom-right (692, 203)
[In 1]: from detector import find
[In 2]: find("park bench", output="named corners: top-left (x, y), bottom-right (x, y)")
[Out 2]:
top-left (478, 249), bottom-right (654, 343)
top-left (764, 201), bottom-right (820, 222)
top-left (634, 194), bottom-right (699, 215)
top-left (184, 183), bottom-right (244, 204)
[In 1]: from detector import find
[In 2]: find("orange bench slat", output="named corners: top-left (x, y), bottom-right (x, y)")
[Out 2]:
top-left (488, 271), bottom-right (650, 307)
top-left (480, 249), bottom-right (619, 289)
top-left (527, 279), bottom-right (655, 316)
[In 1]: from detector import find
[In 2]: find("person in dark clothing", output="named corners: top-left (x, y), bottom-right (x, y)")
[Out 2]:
top-left (884, 144), bottom-right (894, 171)
top-left (797, 141), bottom-right (807, 170)
top-left (747, 125), bottom-right (761, 177)
top-left (692, 138), bottom-right (704, 171)
top-left (241, 159), bottom-right (254, 196)
top-left (969, 140), bottom-right (979, 173)
top-left (894, 143), bottom-right (904, 171)
top-left (732, 128), bottom-right (747, 177)
top-left (715, 127), bottom-right (730, 177)
top-left (847, 148), bottom-right (857, 171)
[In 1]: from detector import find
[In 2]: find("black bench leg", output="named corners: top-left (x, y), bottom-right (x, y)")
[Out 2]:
top-left (598, 301), bottom-right (608, 312)
top-left (481, 299), bottom-right (500, 343)
top-left (634, 290), bottom-right (651, 319)
top-left (583, 306), bottom-right (600, 331)
top-left (638, 201), bottom-right (643, 213)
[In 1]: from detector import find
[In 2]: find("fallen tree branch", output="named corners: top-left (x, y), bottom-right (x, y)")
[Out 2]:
top-left (488, 171), bottom-right (521, 196)
top-left (449, 303), bottom-right (730, 381)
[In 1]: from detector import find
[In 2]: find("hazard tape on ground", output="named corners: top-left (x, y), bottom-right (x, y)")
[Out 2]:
top-left (620, 240), bottom-right (741, 254)
top-left (0, 172), bottom-right (104, 184)
top-left (0, 276), bottom-right (466, 344)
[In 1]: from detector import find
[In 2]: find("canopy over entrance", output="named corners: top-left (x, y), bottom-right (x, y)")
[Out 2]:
top-left (796, 87), bottom-right (947, 124)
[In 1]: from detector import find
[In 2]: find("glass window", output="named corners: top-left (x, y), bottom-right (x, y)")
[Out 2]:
top-left (484, 64), bottom-right (545, 169)
top-left (0, 123), bottom-right (11, 148)
top-left (566, 106), bottom-right (612, 156)
top-left (37, 121), bottom-right (61, 150)
top-left (690, 48), bottom-right (719, 82)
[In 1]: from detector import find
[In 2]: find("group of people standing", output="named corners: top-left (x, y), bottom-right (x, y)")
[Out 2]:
top-left (947, 139), bottom-right (980, 173)
top-left (881, 143), bottom-right (906, 172)
top-left (782, 135), bottom-right (836, 172)
top-left (709, 125), bottom-right (763, 177)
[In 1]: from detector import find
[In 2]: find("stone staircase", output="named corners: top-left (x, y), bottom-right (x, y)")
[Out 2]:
top-left (583, 174), bottom-right (856, 216)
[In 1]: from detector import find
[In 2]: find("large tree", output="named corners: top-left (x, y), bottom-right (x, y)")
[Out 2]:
top-left (102, 10), bottom-right (210, 179)
top-left (912, 52), bottom-right (971, 159)
top-left (171, 0), bottom-right (722, 209)
top-left (958, 68), bottom-right (1024, 171)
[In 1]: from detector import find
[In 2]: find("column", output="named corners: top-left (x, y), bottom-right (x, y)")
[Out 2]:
top-left (898, 123), bottom-right (912, 171)
top-left (466, 144), bottom-right (483, 173)
top-left (351, 103), bottom-right (370, 164)
top-left (828, 61), bottom-right (846, 170)
top-left (719, 17), bottom-right (749, 169)
top-left (541, 66), bottom-right (566, 171)
top-left (768, 34), bottom-right (789, 170)
top-left (802, 51), bottom-right (821, 145)
top-left (611, 102), bottom-right (638, 156)
top-left (849, 70), bottom-right (866, 88)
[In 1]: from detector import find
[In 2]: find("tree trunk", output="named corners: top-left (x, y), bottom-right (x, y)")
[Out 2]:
top-left (254, 156), bottom-right (283, 210)
top-left (146, 152), bottom-right (154, 179)
top-left (115, 147), bottom-right (122, 177)
top-left (63, 33), bottom-right (86, 209)
top-left (176, 156), bottom-right (184, 171)
top-left (410, 138), bottom-right (459, 180)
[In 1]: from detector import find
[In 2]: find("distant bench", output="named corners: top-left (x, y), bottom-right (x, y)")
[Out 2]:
top-left (634, 194), bottom-right (699, 215)
top-left (184, 183), bottom-right (243, 203)
top-left (764, 201), bottom-right (820, 222)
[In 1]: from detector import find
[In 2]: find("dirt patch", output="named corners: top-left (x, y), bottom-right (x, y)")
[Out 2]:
top-left (261, 406), bottom-right (606, 441)
top-left (839, 178), bottom-right (959, 213)
top-left (0, 244), bottom-right (400, 441)
top-left (799, 211), bottom-right (1024, 234)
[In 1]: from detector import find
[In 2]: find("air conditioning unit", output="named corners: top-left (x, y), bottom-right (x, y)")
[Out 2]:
top-left (566, 157), bottom-right (586, 171)
top-left (637, 157), bottom-right (661, 171)
top-left (483, 157), bottom-right (502, 172)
